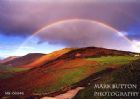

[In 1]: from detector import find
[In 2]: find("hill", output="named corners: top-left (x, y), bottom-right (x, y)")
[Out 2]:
top-left (21, 48), bottom-right (75, 68)
top-left (0, 47), bottom-right (139, 98)
top-left (1, 53), bottom-right (45, 67)
top-left (73, 59), bottom-right (140, 99)
top-left (0, 56), bottom-right (18, 64)
top-left (0, 53), bottom-right (45, 80)
top-left (0, 48), bottom-right (75, 80)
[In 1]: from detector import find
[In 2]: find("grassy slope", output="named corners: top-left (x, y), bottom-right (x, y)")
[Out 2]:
top-left (1, 53), bottom-right (44, 68)
top-left (33, 56), bottom-right (138, 94)
top-left (0, 48), bottom-right (74, 79)
top-left (22, 48), bottom-right (74, 68)
top-left (73, 58), bottom-right (140, 99)
top-left (0, 54), bottom-right (138, 97)
top-left (0, 65), bottom-right (29, 79)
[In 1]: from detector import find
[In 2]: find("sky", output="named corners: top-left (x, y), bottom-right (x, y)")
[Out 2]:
top-left (0, 0), bottom-right (140, 58)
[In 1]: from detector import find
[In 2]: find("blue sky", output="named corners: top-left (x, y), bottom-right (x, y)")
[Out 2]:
top-left (0, 33), bottom-right (65, 58)
top-left (0, 33), bottom-right (25, 58)
top-left (0, 0), bottom-right (140, 58)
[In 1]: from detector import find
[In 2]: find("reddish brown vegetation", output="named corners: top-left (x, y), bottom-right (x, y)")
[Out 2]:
top-left (0, 47), bottom-right (134, 98)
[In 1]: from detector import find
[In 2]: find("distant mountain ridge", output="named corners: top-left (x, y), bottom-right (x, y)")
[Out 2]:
top-left (0, 48), bottom-right (75, 69)
top-left (0, 47), bottom-right (137, 68)
top-left (1, 53), bottom-right (45, 67)
top-left (0, 56), bottom-right (18, 64)
top-left (21, 48), bottom-right (75, 68)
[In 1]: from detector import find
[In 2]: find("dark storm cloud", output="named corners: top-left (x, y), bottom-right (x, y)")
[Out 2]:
top-left (36, 20), bottom-right (133, 52)
top-left (0, 0), bottom-right (140, 40)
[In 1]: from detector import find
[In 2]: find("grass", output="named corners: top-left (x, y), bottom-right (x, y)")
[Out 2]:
top-left (87, 56), bottom-right (138, 65)
top-left (34, 66), bottom-right (90, 93)
top-left (34, 56), bottom-right (138, 94)
top-left (0, 66), bottom-right (29, 79)
top-left (0, 64), bottom-right (28, 72)
top-left (0, 73), bottom-right (13, 79)
top-left (74, 58), bottom-right (140, 99)
top-left (87, 56), bottom-right (138, 72)
top-left (1, 55), bottom-right (137, 96)
top-left (5, 67), bottom-right (29, 72)
top-left (47, 67), bottom-right (87, 92)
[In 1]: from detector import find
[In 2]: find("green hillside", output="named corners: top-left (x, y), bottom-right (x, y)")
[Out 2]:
top-left (74, 59), bottom-right (140, 99)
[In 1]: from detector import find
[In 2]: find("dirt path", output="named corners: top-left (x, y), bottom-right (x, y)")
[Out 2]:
top-left (41, 87), bottom-right (84, 99)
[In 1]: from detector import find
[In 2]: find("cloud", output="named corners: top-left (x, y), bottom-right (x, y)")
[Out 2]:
top-left (131, 40), bottom-right (140, 52)
top-left (0, 0), bottom-right (140, 40)
top-left (132, 40), bottom-right (140, 47)
top-left (33, 20), bottom-right (133, 52)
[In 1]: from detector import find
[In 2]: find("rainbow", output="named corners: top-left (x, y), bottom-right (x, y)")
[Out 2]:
top-left (16, 19), bottom-right (134, 53)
